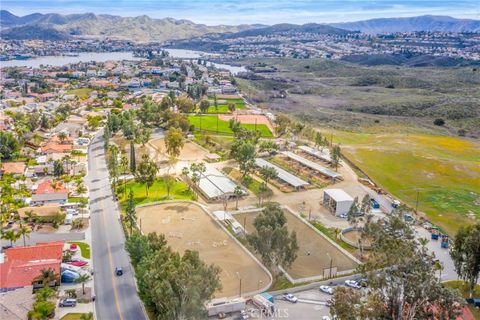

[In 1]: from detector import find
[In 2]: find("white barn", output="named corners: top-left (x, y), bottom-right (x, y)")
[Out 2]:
top-left (323, 189), bottom-right (354, 216)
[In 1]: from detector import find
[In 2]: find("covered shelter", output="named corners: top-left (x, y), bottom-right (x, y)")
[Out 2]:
top-left (283, 151), bottom-right (342, 181)
top-left (190, 165), bottom-right (240, 201)
top-left (323, 189), bottom-right (354, 216)
top-left (254, 158), bottom-right (309, 190)
top-left (299, 145), bottom-right (332, 163)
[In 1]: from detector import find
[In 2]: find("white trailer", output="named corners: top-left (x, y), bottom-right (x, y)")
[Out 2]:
top-left (206, 297), bottom-right (246, 317)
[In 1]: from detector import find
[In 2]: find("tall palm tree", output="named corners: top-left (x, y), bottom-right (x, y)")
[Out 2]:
top-left (75, 273), bottom-right (91, 295)
top-left (1, 229), bottom-right (20, 247)
top-left (17, 223), bottom-right (31, 246)
top-left (34, 268), bottom-right (57, 288)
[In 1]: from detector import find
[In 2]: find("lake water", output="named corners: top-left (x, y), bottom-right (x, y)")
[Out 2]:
top-left (1, 49), bottom-right (247, 74)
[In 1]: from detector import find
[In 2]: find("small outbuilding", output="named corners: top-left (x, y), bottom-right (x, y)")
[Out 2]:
top-left (323, 189), bottom-right (354, 216)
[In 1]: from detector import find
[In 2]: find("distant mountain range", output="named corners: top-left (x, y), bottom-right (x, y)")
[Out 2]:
top-left (331, 15), bottom-right (480, 34)
top-left (0, 10), bottom-right (257, 42)
top-left (1, 10), bottom-right (479, 42)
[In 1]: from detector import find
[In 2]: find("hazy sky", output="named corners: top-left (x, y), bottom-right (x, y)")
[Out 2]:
top-left (3, 0), bottom-right (479, 25)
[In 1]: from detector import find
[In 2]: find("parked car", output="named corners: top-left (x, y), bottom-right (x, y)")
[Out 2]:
top-left (59, 298), bottom-right (77, 307)
top-left (115, 267), bottom-right (123, 276)
top-left (391, 200), bottom-right (401, 208)
top-left (339, 213), bottom-right (348, 219)
top-left (319, 285), bottom-right (334, 295)
top-left (345, 279), bottom-right (361, 289)
top-left (282, 292), bottom-right (298, 303)
top-left (370, 198), bottom-right (380, 209)
top-left (357, 278), bottom-right (369, 288)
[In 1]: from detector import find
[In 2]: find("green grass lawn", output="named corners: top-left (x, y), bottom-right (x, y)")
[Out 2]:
top-left (66, 88), bottom-right (93, 99)
top-left (68, 197), bottom-right (88, 203)
top-left (188, 115), bottom-right (273, 137)
top-left (118, 178), bottom-right (195, 208)
top-left (68, 241), bottom-right (91, 259)
top-left (332, 130), bottom-right (480, 235)
top-left (444, 280), bottom-right (480, 319)
top-left (202, 98), bottom-right (246, 114)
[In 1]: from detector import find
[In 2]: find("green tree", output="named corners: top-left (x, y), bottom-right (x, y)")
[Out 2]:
top-left (199, 99), bottom-right (210, 113)
top-left (17, 223), bottom-right (31, 247)
top-left (450, 223), bottom-right (480, 297)
top-left (259, 165), bottom-right (278, 185)
top-left (1, 229), bottom-right (20, 247)
top-left (340, 207), bottom-right (465, 320)
top-left (314, 132), bottom-right (323, 149)
top-left (230, 141), bottom-right (256, 179)
top-left (75, 273), bottom-right (91, 295)
top-left (130, 141), bottom-right (136, 174)
top-left (125, 190), bottom-right (137, 235)
top-left (228, 103), bottom-right (236, 113)
top-left (28, 301), bottom-right (55, 320)
top-left (247, 202), bottom-right (299, 275)
top-left (108, 144), bottom-right (119, 192)
top-left (176, 95), bottom-right (195, 113)
top-left (234, 186), bottom-right (243, 210)
top-left (331, 144), bottom-right (341, 171)
top-left (58, 131), bottom-right (68, 144)
top-left (135, 154), bottom-right (158, 196)
top-left (164, 127), bottom-right (185, 158)
top-left (0, 132), bottom-right (20, 160)
top-left (33, 268), bottom-right (57, 288)
top-left (258, 140), bottom-right (278, 155)
top-left (53, 160), bottom-right (64, 177)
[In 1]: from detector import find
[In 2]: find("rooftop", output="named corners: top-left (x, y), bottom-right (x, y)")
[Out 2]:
top-left (324, 188), bottom-right (354, 202)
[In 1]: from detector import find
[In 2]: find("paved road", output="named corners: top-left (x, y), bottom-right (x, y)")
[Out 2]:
top-left (87, 131), bottom-right (147, 320)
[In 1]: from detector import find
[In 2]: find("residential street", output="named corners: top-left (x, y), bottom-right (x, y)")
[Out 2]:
top-left (87, 131), bottom-right (147, 320)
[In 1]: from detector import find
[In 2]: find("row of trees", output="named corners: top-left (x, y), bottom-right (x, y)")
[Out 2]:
top-left (126, 232), bottom-right (221, 320)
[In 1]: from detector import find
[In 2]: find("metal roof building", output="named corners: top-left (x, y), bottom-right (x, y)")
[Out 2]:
top-left (255, 158), bottom-right (309, 189)
top-left (283, 151), bottom-right (342, 181)
top-left (323, 189), bottom-right (354, 216)
top-left (298, 145), bottom-right (332, 163)
top-left (190, 165), bottom-right (240, 200)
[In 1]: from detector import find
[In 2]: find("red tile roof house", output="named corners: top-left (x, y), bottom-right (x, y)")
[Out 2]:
top-left (0, 241), bottom-right (63, 291)
top-left (0, 162), bottom-right (26, 177)
top-left (31, 180), bottom-right (69, 206)
top-left (40, 142), bottom-right (73, 154)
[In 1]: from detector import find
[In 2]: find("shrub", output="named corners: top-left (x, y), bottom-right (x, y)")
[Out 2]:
top-left (433, 118), bottom-right (445, 126)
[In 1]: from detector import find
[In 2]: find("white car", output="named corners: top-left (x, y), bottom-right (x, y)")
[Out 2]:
top-left (345, 279), bottom-right (361, 289)
top-left (282, 292), bottom-right (298, 303)
top-left (319, 285), bottom-right (334, 295)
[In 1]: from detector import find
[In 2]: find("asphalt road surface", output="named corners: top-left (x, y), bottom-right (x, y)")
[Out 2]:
top-left (87, 131), bottom-right (147, 320)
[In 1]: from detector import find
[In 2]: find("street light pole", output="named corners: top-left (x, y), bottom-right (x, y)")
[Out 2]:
top-left (327, 253), bottom-right (333, 279)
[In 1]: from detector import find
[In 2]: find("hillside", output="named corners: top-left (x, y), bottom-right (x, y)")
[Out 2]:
top-left (0, 10), bottom-right (257, 42)
top-left (220, 23), bottom-right (351, 39)
top-left (331, 15), bottom-right (480, 34)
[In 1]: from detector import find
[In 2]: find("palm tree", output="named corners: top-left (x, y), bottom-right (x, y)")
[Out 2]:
top-left (58, 131), bottom-right (68, 144)
top-left (17, 223), bottom-right (31, 246)
top-left (1, 229), bottom-right (20, 247)
top-left (234, 186), bottom-right (243, 210)
top-left (34, 268), bottom-right (57, 288)
top-left (75, 273), bottom-right (91, 295)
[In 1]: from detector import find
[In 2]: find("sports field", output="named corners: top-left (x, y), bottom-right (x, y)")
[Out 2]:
top-left (234, 208), bottom-right (358, 281)
top-left (136, 202), bottom-right (271, 297)
top-left (205, 98), bottom-right (247, 113)
top-left (188, 115), bottom-right (273, 137)
top-left (330, 130), bottom-right (480, 235)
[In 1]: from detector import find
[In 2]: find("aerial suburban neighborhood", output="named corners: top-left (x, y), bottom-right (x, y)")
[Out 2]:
top-left (1, 2), bottom-right (480, 320)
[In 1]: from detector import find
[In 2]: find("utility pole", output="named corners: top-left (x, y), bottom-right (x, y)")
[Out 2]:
top-left (239, 278), bottom-right (242, 297)
top-left (243, 216), bottom-right (247, 234)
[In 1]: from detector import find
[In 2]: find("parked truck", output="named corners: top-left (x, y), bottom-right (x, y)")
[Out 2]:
top-left (252, 294), bottom-right (275, 316)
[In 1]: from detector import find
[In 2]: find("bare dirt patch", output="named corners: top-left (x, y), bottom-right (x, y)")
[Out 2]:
top-left (136, 202), bottom-right (271, 297)
top-left (233, 209), bottom-right (358, 281)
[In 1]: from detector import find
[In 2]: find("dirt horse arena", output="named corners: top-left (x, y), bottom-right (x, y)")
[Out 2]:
top-left (149, 138), bottom-right (210, 162)
top-left (218, 114), bottom-right (275, 133)
top-left (136, 202), bottom-right (271, 297)
top-left (233, 208), bottom-right (358, 282)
